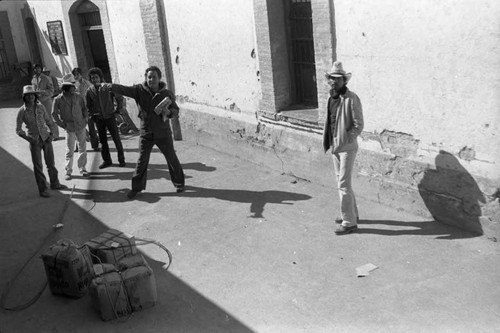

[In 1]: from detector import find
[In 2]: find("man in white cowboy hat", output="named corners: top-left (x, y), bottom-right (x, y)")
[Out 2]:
top-left (52, 73), bottom-right (89, 180)
top-left (323, 61), bottom-right (364, 235)
top-left (16, 85), bottom-right (66, 197)
top-left (32, 63), bottom-right (60, 140)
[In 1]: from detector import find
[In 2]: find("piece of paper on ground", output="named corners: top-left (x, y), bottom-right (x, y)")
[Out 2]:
top-left (356, 263), bottom-right (379, 277)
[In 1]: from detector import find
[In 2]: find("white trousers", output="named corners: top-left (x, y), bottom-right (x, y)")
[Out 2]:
top-left (333, 149), bottom-right (359, 227)
top-left (65, 127), bottom-right (87, 175)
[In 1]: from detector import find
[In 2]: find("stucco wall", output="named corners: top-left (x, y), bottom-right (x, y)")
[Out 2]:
top-left (26, 0), bottom-right (73, 76)
top-left (105, 0), bottom-right (149, 85)
top-left (0, 2), bottom-right (31, 64)
top-left (333, 0), bottom-right (500, 181)
top-left (162, 0), bottom-right (261, 114)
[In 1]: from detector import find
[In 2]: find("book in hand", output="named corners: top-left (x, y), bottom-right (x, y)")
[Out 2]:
top-left (154, 97), bottom-right (172, 122)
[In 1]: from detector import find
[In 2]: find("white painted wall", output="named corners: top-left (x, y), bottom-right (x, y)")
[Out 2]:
top-left (26, 0), bottom-right (73, 76)
top-left (105, 0), bottom-right (149, 85)
top-left (0, 2), bottom-right (31, 63)
top-left (334, 0), bottom-right (500, 179)
top-left (163, 0), bottom-right (261, 113)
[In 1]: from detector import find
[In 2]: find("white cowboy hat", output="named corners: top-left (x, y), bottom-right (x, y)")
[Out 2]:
top-left (325, 61), bottom-right (352, 82)
top-left (61, 73), bottom-right (76, 86)
top-left (22, 85), bottom-right (39, 96)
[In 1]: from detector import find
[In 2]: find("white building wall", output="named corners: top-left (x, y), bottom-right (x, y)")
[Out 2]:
top-left (163, 0), bottom-right (261, 114)
top-left (334, 0), bottom-right (500, 180)
top-left (26, 0), bottom-right (73, 75)
top-left (105, 0), bottom-right (149, 85)
top-left (0, 2), bottom-right (31, 64)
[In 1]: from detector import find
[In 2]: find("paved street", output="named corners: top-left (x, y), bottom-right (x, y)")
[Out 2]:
top-left (0, 99), bottom-right (499, 332)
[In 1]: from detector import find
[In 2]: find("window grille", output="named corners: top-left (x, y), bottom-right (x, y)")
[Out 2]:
top-left (289, 0), bottom-right (317, 107)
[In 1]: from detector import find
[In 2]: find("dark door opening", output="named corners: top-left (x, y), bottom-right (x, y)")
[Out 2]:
top-left (78, 7), bottom-right (111, 83)
top-left (24, 18), bottom-right (42, 68)
top-left (87, 29), bottom-right (111, 82)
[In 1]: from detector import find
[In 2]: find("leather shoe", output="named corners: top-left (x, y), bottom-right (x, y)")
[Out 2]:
top-left (99, 162), bottom-right (112, 169)
top-left (176, 186), bottom-right (185, 193)
top-left (119, 161), bottom-right (126, 167)
top-left (51, 184), bottom-right (68, 190)
top-left (39, 191), bottom-right (50, 198)
top-left (127, 189), bottom-right (140, 199)
top-left (334, 225), bottom-right (358, 235)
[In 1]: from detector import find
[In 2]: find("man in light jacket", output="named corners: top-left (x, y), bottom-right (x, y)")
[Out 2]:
top-left (52, 74), bottom-right (89, 180)
top-left (32, 63), bottom-right (60, 140)
top-left (322, 61), bottom-right (364, 235)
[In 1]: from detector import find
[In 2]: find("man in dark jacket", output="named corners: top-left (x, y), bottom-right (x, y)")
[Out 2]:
top-left (86, 67), bottom-right (126, 169)
top-left (104, 65), bottom-right (185, 199)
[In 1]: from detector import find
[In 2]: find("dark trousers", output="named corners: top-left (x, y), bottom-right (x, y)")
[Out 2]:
top-left (132, 133), bottom-right (185, 191)
top-left (95, 116), bottom-right (125, 164)
top-left (30, 137), bottom-right (59, 193)
top-left (88, 117), bottom-right (99, 149)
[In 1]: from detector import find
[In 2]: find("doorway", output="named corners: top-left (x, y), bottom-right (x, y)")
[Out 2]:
top-left (77, 2), bottom-right (111, 82)
top-left (86, 29), bottom-right (110, 82)
top-left (24, 18), bottom-right (42, 66)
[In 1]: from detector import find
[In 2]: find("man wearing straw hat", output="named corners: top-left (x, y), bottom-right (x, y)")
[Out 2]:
top-left (323, 61), bottom-right (364, 235)
top-left (52, 74), bottom-right (90, 180)
top-left (16, 85), bottom-right (66, 197)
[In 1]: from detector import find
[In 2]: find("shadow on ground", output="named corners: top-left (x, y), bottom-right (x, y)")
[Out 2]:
top-left (0, 147), bottom-right (253, 332)
top-left (85, 161), bottom-right (213, 182)
top-left (357, 219), bottom-right (480, 240)
top-left (160, 185), bottom-right (312, 218)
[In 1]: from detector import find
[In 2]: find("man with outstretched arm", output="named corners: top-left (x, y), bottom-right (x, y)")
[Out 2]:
top-left (103, 65), bottom-right (185, 199)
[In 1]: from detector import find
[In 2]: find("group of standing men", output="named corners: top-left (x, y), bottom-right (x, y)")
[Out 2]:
top-left (17, 60), bottom-right (362, 236)
top-left (17, 64), bottom-right (185, 200)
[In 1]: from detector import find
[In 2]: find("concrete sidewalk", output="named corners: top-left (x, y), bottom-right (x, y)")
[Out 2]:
top-left (0, 99), bottom-right (499, 332)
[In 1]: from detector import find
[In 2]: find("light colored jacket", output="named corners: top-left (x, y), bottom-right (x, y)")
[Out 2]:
top-left (52, 93), bottom-right (88, 132)
top-left (322, 88), bottom-right (364, 153)
top-left (16, 103), bottom-right (57, 141)
top-left (31, 74), bottom-right (54, 102)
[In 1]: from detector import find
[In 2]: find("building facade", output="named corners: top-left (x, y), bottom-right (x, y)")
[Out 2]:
top-left (1, 0), bottom-right (498, 235)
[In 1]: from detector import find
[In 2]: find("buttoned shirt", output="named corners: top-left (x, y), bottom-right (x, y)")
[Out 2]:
top-left (16, 103), bottom-right (56, 141)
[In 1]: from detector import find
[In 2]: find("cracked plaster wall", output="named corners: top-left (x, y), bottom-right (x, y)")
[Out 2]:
top-left (334, 0), bottom-right (500, 181)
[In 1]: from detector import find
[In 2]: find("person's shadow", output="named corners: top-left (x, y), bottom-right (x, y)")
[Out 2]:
top-left (356, 219), bottom-right (478, 240)
top-left (417, 150), bottom-right (485, 236)
top-left (160, 185), bottom-right (312, 218)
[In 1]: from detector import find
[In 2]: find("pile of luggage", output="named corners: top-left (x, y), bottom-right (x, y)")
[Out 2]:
top-left (41, 229), bottom-right (161, 321)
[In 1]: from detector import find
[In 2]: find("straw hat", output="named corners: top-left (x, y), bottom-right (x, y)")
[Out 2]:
top-left (22, 85), bottom-right (39, 96)
top-left (325, 61), bottom-right (352, 82)
top-left (61, 73), bottom-right (76, 86)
